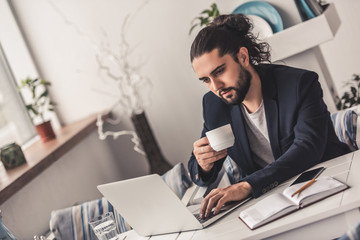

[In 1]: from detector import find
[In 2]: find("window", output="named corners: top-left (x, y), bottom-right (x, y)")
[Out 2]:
top-left (0, 0), bottom-right (51, 148)
top-left (0, 43), bottom-right (36, 147)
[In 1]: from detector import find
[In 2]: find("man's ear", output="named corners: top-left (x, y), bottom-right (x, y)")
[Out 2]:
top-left (237, 47), bottom-right (250, 66)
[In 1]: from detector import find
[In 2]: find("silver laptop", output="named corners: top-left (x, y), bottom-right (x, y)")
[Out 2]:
top-left (97, 174), bottom-right (250, 236)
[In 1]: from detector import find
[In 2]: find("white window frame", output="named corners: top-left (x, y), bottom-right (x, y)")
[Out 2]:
top-left (0, 43), bottom-right (36, 146)
top-left (0, 0), bottom-right (59, 146)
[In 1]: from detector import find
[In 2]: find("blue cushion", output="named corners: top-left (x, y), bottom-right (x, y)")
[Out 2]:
top-left (223, 156), bottom-right (242, 184)
top-left (162, 162), bottom-right (192, 199)
top-left (331, 109), bottom-right (359, 151)
top-left (338, 222), bottom-right (360, 240)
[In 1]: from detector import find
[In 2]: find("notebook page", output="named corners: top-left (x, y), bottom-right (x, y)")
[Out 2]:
top-left (239, 193), bottom-right (297, 229)
top-left (282, 176), bottom-right (347, 206)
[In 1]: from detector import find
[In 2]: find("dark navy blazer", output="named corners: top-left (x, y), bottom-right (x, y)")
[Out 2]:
top-left (188, 64), bottom-right (350, 198)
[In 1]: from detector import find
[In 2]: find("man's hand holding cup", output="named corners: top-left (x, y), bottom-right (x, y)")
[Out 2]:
top-left (193, 124), bottom-right (235, 172)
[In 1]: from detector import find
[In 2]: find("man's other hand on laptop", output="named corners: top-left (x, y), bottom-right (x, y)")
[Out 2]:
top-left (200, 182), bottom-right (252, 218)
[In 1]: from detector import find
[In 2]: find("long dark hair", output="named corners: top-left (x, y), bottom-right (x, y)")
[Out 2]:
top-left (190, 14), bottom-right (271, 65)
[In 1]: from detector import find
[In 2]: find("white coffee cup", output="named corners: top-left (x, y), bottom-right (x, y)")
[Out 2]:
top-left (205, 124), bottom-right (235, 152)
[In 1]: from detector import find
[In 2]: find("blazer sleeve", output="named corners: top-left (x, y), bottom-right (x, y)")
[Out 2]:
top-left (242, 71), bottom-right (334, 197)
top-left (188, 94), bottom-right (227, 186)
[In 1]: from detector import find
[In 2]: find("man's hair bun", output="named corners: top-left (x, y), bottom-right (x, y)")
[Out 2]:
top-left (209, 14), bottom-right (252, 36)
top-left (190, 14), bottom-right (271, 65)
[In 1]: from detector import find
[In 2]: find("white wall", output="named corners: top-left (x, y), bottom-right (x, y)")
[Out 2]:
top-left (4, 0), bottom-right (334, 174)
top-left (10, 0), bottom-right (360, 174)
top-left (1, 0), bottom-right (359, 238)
top-left (13, 0), bottom-right (360, 174)
top-left (319, 0), bottom-right (360, 94)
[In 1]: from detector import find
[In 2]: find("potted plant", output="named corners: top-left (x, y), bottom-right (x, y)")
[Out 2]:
top-left (19, 77), bottom-right (56, 142)
top-left (336, 74), bottom-right (360, 110)
top-left (189, 3), bottom-right (220, 35)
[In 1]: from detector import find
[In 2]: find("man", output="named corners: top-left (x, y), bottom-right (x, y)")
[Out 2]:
top-left (187, 14), bottom-right (350, 219)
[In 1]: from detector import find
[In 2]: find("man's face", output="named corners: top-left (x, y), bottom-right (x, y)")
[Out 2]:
top-left (192, 48), bottom-right (252, 105)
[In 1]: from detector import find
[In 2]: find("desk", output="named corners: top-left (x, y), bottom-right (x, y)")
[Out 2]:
top-left (118, 151), bottom-right (360, 240)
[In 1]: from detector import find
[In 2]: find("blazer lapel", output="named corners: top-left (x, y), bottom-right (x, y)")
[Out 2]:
top-left (258, 65), bottom-right (282, 159)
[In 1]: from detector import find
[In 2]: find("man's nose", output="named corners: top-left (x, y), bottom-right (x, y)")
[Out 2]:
top-left (210, 79), bottom-right (223, 92)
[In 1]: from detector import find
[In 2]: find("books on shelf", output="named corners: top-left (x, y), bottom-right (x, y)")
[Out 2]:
top-left (239, 176), bottom-right (348, 230)
top-left (305, 0), bottom-right (324, 16)
top-left (295, 0), bottom-right (326, 21)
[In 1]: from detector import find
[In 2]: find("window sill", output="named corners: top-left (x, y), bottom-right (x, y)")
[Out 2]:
top-left (0, 113), bottom-right (105, 205)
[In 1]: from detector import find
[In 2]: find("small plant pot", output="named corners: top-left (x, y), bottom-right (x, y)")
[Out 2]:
top-left (35, 120), bottom-right (56, 142)
top-left (0, 142), bottom-right (26, 170)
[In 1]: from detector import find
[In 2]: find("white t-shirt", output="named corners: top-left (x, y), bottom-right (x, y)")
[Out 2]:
top-left (241, 101), bottom-right (275, 168)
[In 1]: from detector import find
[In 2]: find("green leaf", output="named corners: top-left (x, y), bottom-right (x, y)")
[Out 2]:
top-left (31, 87), bottom-right (36, 99)
top-left (189, 2), bottom-right (221, 34)
top-left (32, 78), bottom-right (39, 85)
top-left (189, 24), bottom-right (199, 35)
top-left (190, 16), bottom-right (199, 25)
top-left (26, 105), bottom-right (39, 116)
top-left (25, 78), bottom-right (32, 85)
top-left (210, 3), bottom-right (218, 10)
top-left (351, 86), bottom-right (357, 97)
top-left (336, 102), bottom-right (342, 110)
top-left (200, 17), bottom-right (208, 26)
top-left (201, 9), bottom-right (211, 15)
top-left (39, 89), bottom-right (49, 98)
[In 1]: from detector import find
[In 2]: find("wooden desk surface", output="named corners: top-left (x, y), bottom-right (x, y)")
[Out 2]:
top-left (118, 151), bottom-right (360, 240)
top-left (0, 114), bottom-right (101, 205)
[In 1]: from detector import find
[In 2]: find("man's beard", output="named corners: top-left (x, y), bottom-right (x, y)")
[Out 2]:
top-left (219, 65), bottom-right (252, 105)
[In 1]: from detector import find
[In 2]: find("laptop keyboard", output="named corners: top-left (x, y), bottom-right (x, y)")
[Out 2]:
top-left (194, 213), bottom-right (214, 223)
top-left (192, 199), bottom-right (252, 224)
top-left (193, 209), bottom-right (226, 223)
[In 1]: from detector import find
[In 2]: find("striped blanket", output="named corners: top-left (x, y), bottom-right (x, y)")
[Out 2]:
top-left (330, 107), bottom-right (360, 151)
top-left (49, 198), bottom-right (131, 240)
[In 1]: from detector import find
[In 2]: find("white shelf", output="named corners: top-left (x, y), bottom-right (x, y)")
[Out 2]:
top-left (267, 3), bottom-right (340, 62)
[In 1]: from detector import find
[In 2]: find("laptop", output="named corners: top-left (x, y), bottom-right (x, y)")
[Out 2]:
top-left (97, 174), bottom-right (250, 237)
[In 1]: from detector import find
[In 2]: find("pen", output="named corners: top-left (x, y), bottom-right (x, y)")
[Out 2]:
top-left (291, 179), bottom-right (316, 197)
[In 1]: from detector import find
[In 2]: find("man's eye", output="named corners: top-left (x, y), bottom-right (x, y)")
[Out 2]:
top-left (202, 78), bottom-right (210, 83)
top-left (215, 68), bottom-right (224, 75)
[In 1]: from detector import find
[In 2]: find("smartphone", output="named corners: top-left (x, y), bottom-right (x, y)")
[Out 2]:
top-left (290, 167), bottom-right (325, 186)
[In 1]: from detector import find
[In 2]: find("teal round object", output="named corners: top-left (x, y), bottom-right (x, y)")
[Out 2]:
top-left (232, 1), bottom-right (284, 33)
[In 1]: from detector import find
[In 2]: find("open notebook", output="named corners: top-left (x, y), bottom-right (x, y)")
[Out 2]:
top-left (239, 176), bottom-right (348, 229)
